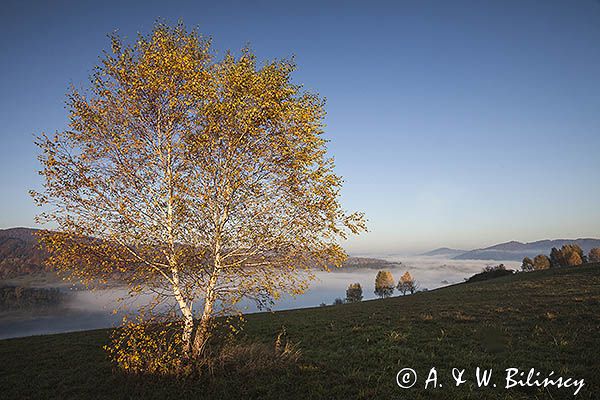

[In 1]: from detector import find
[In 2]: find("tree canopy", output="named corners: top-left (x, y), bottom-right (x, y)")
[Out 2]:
top-left (521, 257), bottom-right (534, 271)
top-left (397, 271), bottom-right (417, 295)
top-left (533, 254), bottom-right (551, 270)
top-left (32, 22), bottom-right (365, 365)
top-left (374, 270), bottom-right (395, 298)
top-left (345, 282), bottom-right (363, 303)
top-left (589, 248), bottom-right (600, 263)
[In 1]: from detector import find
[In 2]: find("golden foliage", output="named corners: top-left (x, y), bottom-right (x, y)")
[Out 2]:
top-left (397, 271), bottom-right (417, 295)
top-left (589, 248), bottom-right (600, 263)
top-left (32, 21), bottom-right (365, 366)
top-left (533, 254), bottom-right (550, 270)
top-left (552, 244), bottom-right (584, 267)
top-left (374, 270), bottom-right (394, 298)
top-left (345, 282), bottom-right (363, 302)
top-left (105, 317), bottom-right (185, 375)
top-left (105, 317), bottom-right (301, 377)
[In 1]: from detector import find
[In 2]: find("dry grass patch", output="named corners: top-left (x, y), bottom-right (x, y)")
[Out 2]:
top-left (544, 311), bottom-right (558, 321)
top-left (387, 330), bottom-right (408, 343)
top-left (453, 311), bottom-right (476, 322)
top-left (419, 313), bottom-right (434, 321)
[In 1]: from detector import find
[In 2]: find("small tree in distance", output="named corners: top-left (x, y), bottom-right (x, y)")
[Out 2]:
top-left (548, 244), bottom-right (585, 267)
top-left (466, 264), bottom-right (514, 283)
top-left (333, 298), bottom-right (344, 305)
top-left (397, 271), bottom-right (417, 295)
top-left (345, 283), bottom-right (363, 303)
top-left (521, 257), bottom-right (534, 271)
top-left (589, 248), bottom-right (600, 263)
top-left (565, 250), bottom-right (583, 266)
top-left (374, 270), bottom-right (395, 298)
top-left (550, 247), bottom-right (561, 268)
top-left (533, 254), bottom-right (551, 270)
top-left (562, 244), bottom-right (584, 266)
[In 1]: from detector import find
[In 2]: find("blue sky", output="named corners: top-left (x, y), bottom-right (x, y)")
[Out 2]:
top-left (1, 0), bottom-right (599, 254)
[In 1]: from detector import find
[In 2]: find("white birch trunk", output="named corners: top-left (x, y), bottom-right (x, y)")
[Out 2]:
top-left (192, 268), bottom-right (219, 357)
top-left (171, 267), bottom-right (194, 354)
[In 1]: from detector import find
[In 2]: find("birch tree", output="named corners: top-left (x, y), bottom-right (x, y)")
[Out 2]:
top-left (32, 22), bottom-right (365, 361)
top-left (345, 282), bottom-right (363, 303)
top-left (374, 270), bottom-right (394, 298)
top-left (397, 271), bottom-right (417, 295)
top-left (589, 248), bottom-right (600, 263)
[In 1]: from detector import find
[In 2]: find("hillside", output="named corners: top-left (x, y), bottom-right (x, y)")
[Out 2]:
top-left (419, 247), bottom-right (467, 257)
top-left (0, 227), bottom-right (48, 279)
top-left (0, 264), bottom-right (598, 399)
top-left (453, 238), bottom-right (600, 261)
top-left (339, 256), bottom-right (401, 270)
top-left (0, 227), bottom-right (397, 281)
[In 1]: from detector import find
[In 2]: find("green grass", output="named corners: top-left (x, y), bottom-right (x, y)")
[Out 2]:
top-left (1, 264), bottom-right (599, 399)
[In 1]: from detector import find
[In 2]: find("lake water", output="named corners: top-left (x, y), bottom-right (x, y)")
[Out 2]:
top-left (0, 257), bottom-right (519, 339)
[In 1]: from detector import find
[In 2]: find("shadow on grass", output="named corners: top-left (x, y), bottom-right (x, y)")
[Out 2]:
top-left (108, 337), bottom-right (315, 399)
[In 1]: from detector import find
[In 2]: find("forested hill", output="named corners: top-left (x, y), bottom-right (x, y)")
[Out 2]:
top-left (0, 228), bottom-right (47, 279)
top-left (0, 228), bottom-right (397, 279)
top-left (453, 238), bottom-right (600, 261)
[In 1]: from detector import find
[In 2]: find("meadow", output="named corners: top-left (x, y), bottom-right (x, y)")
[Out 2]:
top-left (1, 264), bottom-right (598, 399)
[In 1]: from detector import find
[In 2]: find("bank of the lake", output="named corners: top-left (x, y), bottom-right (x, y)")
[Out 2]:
top-left (0, 257), bottom-right (520, 339)
top-left (1, 263), bottom-right (598, 399)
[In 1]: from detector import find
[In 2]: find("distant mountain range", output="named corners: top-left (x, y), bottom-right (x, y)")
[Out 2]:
top-left (423, 239), bottom-right (600, 262)
top-left (419, 247), bottom-right (468, 258)
top-left (3, 227), bottom-right (600, 277)
top-left (454, 239), bottom-right (600, 261)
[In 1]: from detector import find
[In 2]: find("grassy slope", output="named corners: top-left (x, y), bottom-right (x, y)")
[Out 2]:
top-left (1, 264), bottom-right (599, 400)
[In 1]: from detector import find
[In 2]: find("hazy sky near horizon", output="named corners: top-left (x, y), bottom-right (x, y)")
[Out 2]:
top-left (1, 0), bottom-right (599, 254)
